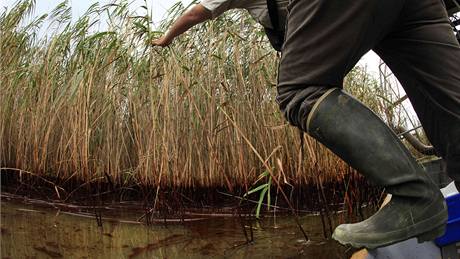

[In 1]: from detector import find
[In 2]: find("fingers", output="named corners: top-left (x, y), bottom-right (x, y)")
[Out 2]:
top-left (151, 37), bottom-right (172, 47)
top-left (151, 39), bottom-right (163, 46)
top-left (151, 39), bottom-right (162, 46)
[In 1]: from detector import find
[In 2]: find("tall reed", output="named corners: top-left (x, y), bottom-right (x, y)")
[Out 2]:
top-left (0, 1), bottom-right (395, 198)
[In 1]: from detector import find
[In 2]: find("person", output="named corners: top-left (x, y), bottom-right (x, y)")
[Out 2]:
top-left (153, 0), bottom-right (460, 250)
top-left (277, 0), bottom-right (459, 249)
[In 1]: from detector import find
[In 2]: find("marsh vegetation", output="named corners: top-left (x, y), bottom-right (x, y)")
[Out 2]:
top-left (0, 1), bottom-right (426, 225)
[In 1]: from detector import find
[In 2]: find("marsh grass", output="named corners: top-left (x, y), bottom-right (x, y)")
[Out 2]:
top-left (1, 1), bottom-right (399, 214)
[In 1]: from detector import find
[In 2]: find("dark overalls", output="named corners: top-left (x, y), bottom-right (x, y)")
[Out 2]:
top-left (276, 0), bottom-right (460, 184)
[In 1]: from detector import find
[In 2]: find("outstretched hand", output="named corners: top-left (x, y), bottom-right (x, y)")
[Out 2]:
top-left (151, 36), bottom-right (172, 47)
top-left (151, 4), bottom-right (211, 48)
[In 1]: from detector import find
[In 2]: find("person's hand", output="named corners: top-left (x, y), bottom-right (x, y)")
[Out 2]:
top-left (151, 36), bottom-right (172, 47)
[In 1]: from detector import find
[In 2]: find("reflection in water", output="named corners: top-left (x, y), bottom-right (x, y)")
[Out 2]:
top-left (0, 197), bottom-right (350, 258)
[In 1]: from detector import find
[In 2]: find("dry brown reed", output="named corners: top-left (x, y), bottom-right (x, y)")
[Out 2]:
top-left (0, 1), bottom-right (392, 199)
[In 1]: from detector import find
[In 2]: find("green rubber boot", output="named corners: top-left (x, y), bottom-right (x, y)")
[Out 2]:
top-left (306, 88), bottom-right (448, 249)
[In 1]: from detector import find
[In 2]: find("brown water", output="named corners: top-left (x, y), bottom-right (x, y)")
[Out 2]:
top-left (0, 195), bottom-right (351, 259)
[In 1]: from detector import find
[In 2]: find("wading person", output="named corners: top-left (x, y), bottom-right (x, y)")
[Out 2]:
top-left (153, 0), bottom-right (460, 249)
top-left (277, 0), bottom-right (459, 249)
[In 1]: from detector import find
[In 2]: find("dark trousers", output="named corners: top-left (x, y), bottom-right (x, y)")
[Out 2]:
top-left (277, 0), bottom-right (460, 180)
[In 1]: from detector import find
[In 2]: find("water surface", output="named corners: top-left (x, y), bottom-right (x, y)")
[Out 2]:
top-left (1, 195), bottom-right (351, 258)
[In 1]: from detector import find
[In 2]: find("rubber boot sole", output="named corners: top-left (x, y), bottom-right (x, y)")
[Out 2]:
top-left (332, 207), bottom-right (448, 250)
top-left (416, 224), bottom-right (446, 243)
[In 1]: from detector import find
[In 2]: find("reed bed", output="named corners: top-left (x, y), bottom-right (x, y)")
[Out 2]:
top-left (1, 1), bottom-right (396, 206)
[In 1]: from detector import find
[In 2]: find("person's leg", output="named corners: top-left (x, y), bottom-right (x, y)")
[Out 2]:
top-left (374, 0), bottom-right (460, 187)
top-left (277, 0), bottom-right (447, 249)
top-left (277, 0), bottom-right (400, 130)
top-left (306, 88), bottom-right (447, 248)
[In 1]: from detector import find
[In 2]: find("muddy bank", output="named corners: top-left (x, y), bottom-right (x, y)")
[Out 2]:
top-left (1, 169), bottom-right (382, 216)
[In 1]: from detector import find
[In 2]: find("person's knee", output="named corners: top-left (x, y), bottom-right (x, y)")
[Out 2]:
top-left (276, 85), bottom-right (330, 131)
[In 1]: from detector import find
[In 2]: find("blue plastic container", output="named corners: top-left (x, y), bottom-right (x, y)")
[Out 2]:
top-left (435, 193), bottom-right (460, 246)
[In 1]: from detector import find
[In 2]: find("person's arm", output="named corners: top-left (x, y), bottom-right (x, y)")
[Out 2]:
top-left (152, 4), bottom-right (212, 47)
